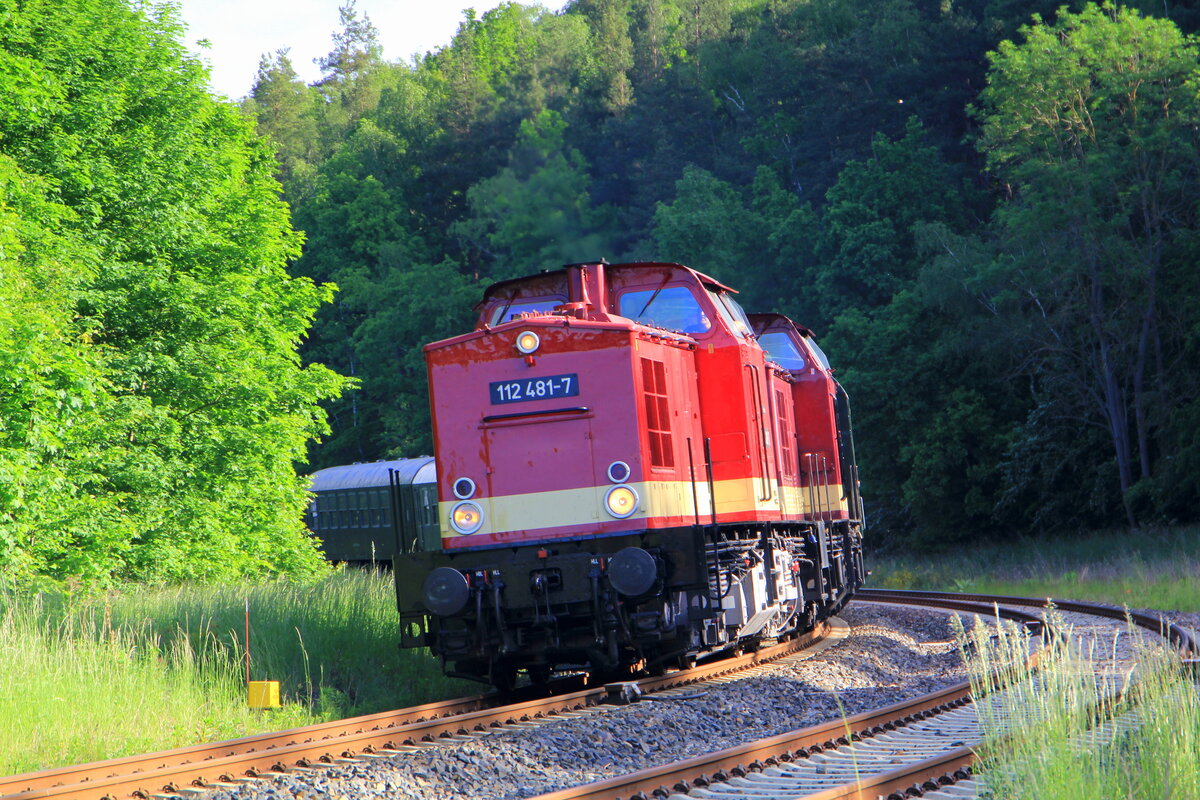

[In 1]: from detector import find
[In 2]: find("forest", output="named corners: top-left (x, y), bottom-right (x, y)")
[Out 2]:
top-left (3, 0), bottom-right (1200, 584)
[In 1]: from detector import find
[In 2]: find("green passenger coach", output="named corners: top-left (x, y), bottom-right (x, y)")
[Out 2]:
top-left (307, 458), bottom-right (439, 563)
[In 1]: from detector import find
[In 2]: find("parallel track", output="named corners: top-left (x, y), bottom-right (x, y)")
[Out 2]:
top-left (527, 589), bottom-right (1196, 800)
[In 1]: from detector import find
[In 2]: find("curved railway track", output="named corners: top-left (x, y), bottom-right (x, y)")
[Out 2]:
top-left (524, 589), bottom-right (1195, 800)
top-left (3, 591), bottom-right (1192, 800)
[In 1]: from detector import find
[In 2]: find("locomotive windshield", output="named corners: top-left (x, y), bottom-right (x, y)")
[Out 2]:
top-left (802, 335), bottom-right (832, 370)
top-left (490, 296), bottom-right (566, 325)
top-left (757, 332), bottom-right (808, 370)
top-left (713, 291), bottom-right (754, 339)
top-left (618, 285), bottom-right (712, 333)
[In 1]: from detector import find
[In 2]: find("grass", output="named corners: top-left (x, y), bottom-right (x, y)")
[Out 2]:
top-left (0, 569), bottom-right (476, 776)
top-left (868, 526), bottom-right (1200, 612)
top-left (5, 528), bottom-right (1196, 778)
top-left (958, 612), bottom-right (1200, 799)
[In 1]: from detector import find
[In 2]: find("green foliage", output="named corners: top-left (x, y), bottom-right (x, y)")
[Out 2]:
top-left (0, 0), bottom-right (347, 585)
top-left (0, 157), bottom-right (112, 582)
top-left (455, 108), bottom-right (617, 277)
top-left (974, 3), bottom-right (1200, 528)
top-left (238, 0), bottom-right (1200, 550)
top-left (819, 118), bottom-right (974, 313)
top-left (653, 166), bottom-right (759, 279)
top-left (242, 50), bottom-right (321, 188)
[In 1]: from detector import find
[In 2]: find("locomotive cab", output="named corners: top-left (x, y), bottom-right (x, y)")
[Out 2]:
top-left (750, 313), bottom-right (864, 526)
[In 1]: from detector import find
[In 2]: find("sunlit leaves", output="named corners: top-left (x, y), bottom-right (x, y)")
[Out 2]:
top-left (0, 0), bottom-right (348, 585)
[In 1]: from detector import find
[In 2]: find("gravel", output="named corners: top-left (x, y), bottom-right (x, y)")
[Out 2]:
top-left (201, 603), bottom-right (971, 800)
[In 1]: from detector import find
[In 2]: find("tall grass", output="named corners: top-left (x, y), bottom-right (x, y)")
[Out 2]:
top-left (957, 613), bottom-right (1200, 798)
top-left (870, 527), bottom-right (1200, 611)
top-left (0, 569), bottom-right (475, 775)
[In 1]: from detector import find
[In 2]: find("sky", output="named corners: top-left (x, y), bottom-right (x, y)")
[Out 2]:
top-left (173, 0), bottom-right (568, 100)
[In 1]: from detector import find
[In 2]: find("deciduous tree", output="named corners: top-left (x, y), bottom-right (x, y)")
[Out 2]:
top-left (0, 0), bottom-right (347, 583)
top-left (975, 3), bottom-right (1200, 527)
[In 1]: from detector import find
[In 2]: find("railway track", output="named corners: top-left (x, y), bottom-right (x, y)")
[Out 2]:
top-left (5, 591), bottom-right (1191, 800)
top-left (524, 589), bottom-right (1196, 800)
top-left (0, 621), bottom-right (839, 800)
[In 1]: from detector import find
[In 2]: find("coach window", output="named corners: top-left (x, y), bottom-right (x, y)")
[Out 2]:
top-left (757, 332), bottom-right (807, 371)
top-left (618, 286), bottom-right (712, 334)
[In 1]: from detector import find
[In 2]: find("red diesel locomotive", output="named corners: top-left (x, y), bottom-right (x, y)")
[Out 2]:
top-left (394, 261), bottom-right (864, 687)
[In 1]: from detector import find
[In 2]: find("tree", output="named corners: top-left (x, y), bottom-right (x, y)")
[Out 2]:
top-left (291, 115), bottom-right (449, 464)
top-left (652, 166), bottom-right (757, 277)
top-left (244, 49), bottom-right (320, 187)
top-left (817, 118), bottom-right (974, 316)
top-left (454, 109), bottom-right (616, 277)
top-left (0, 0), bottom-right (347, 583)
top-left (575, 0), bottom-right (637, 114)
top-left (0, 156), bottom-right (117, 584)
top-left (314, 2), bottom-right (395, 146)
top-left (975, 3), bottom-right (1200, 528)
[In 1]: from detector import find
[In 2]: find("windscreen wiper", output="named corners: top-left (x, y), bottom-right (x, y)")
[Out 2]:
top-left (496, 291), bottom-right (518, 325)
top-left (637, 275), bottom-right (672, 319)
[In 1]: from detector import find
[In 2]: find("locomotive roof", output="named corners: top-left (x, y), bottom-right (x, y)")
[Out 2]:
top-left (309, 457), bottom-right (435, 492)
top-left (476, 261), bottom-right (736, 310)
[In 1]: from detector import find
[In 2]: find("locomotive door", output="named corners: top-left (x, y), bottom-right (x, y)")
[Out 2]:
top-left (769, 377), bottom-right (797, 517)
top-left (482, 415), bottom-right (599, 535)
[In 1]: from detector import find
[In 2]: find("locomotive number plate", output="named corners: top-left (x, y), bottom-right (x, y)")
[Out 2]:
top-left (489, 373), bottom-right (580, 405)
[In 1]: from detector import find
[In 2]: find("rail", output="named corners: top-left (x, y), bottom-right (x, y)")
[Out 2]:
top-left (526, 589), bottom-right (1194, 800)
top-left (0, 623), bottom-right (836, 800)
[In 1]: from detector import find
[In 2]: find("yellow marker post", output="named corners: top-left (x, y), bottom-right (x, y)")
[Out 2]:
top-left (245, 597), bottom-right (281, 708)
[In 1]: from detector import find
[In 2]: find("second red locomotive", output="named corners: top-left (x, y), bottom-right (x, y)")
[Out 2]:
top-left (394, 261), bottom-right (864, 687)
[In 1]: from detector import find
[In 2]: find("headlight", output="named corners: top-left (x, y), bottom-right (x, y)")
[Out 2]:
top-left (450, 501), bottom-right (484, 534)
top-left (422, 567), bottom-right (470, 616)
top-left (607, 461), bottom-right (631, 483)
top-left (515, 330), bottom-right (540, 354)
top-left (604, 485), bottom-right (639, 519)
top-left (453, 477), bottom-right (476, 499)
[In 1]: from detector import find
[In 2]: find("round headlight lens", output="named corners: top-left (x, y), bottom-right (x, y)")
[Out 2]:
top-left (450, 501), bottom-right (484, 534)
top-left (516, 330), bottom-right (540, 354)
top-left (607, 461), bottom-right (631, 483)
top-left (453, 477), bottom-right (476, 500)
top-left (604, 485), bottom-right (639, 519)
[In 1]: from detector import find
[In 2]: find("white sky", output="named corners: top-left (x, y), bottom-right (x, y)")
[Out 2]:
top-left (172, 0), bottom-right (568, 100)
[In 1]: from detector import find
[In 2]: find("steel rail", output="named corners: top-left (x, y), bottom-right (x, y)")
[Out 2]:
top-left (529, 589), bottom-right (1194, 800)
top-left (529, 684), bottom-right (978, 800)
top-left (856, 588), bottom-right (1198, 657)
top-left (0, 622), bottom-right (834, 800)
